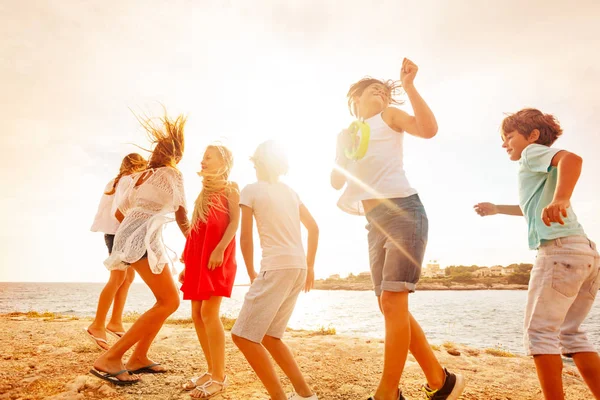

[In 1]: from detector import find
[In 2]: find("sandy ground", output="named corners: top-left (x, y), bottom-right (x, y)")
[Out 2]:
top-left (0, 313), bottom-right (593, 400)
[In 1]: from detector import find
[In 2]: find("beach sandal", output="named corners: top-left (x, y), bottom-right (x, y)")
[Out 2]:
top-left (183, 372), bottom-right (212, 390)
top-left (89, 368), bottom-right (139, 386)
top-left (83, 328), bottom-right (109, 351)
top-left (106, 328), bottom-right (125, 339)
top-left (129, 362), bottom-right (167, 374)
top-left (190, 376), bottom-right (228, 398)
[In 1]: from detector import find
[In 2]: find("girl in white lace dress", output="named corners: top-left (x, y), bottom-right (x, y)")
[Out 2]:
top-left (86, 153), bottom-right (146, 350)
top-left (91, 112), bottom-right (190, 385)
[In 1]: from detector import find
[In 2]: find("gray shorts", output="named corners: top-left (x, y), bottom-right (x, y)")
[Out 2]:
top-left (365, 194), bottom-right (428, 296)
top-left (231, 268), bottom-right (306, 343)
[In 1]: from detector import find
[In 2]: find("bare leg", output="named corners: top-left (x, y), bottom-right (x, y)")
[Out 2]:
top-left (533, 354), bottom-right (564, 400)
top-left (232, 334), bottom-right (287, 400)
top-left (93, 259), bottom-right (179, 381)
top-left (107, 267), bottom-right (135, 333)
top-left (190, 296), bottom-right (226, 398)
top-left (262, 335), bottom-right (313, 397)
top-left (374, 291), bottom-right (410, 400)
top-left (88, 270), bottom-right (127, 350)
top-left (376, 296), bottom-right (445, 390)
top-left (571, 352), bottom-right (600, 398)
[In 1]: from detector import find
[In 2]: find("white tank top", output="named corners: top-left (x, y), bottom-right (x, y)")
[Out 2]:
top-left (337, 112), bottom-right (417, 215)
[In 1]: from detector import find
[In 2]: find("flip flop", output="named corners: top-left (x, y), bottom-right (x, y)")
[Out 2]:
top-left (106, 328), bottom-right (125, 339)
top-left (83, 328), bottom-right (109, 351)
top-left (89, 368), bottom-right (139, 386)
top-left (129, 362), bottom-right (166, 374)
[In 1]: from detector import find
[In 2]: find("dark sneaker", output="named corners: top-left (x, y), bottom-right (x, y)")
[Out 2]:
top-left (422, 368), bottom-right (465, 399)
top-left (368, 390), bottom-right (406, 400)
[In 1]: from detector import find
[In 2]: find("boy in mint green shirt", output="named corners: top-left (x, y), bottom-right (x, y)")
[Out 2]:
top-left (475, 108), bottom-right (600, 400)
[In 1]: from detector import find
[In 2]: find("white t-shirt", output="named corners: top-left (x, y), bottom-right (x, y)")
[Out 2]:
top-left (239, 181), bottom-right (307, 272)
top-left (90, 176), bottom-right (134, 234)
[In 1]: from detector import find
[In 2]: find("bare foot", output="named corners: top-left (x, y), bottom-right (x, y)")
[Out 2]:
top-left (190, 376), bottom-right (228, 398)
top-left (125, 357), bottom-right (167, 373)
top-left (93, 354), bottom-right (139, 383)
top-left (105, 322), bottom-right (126, 336)
top-left (86, 326), bottom-right (110, 351)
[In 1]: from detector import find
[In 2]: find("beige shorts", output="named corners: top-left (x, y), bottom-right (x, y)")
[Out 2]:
top-left (524, 236), bottom-right (600, 356)
top-left (231, 268), bottom-right (306, 343)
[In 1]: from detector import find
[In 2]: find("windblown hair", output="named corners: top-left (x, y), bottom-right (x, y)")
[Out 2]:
top-left (105, 153), bottom-right (147, 195)
top-left (347, 77), bottom-right (404, 117)
top-left (501, 108), bottom-right (563, 146)
top-left (191, 145), bottom-right (235, 227)
top-left (251, 140), bottom-right (288, 184)
top-left (136, 111), bottom-right (186, 169)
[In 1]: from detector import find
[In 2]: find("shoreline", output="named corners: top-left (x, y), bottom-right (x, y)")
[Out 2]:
top-left (312, 281), bottom-right (529, 291)
top-left (0, 312), bottom-right (592, 400)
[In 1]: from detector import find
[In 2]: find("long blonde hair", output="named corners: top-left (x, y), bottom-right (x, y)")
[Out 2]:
top-left (105, 153), bottom-right (147, 195)
top-left (135, 110), bottom-right (186, 170)
top-left (191, 145), bottom-right (235, 227)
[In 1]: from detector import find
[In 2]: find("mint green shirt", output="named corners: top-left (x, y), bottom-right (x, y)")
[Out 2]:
top-left (519, 144), bottom-right (586, 249)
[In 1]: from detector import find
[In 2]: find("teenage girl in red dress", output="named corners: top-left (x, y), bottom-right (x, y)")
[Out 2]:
top-left (180, 144), bottom-right (239, 398)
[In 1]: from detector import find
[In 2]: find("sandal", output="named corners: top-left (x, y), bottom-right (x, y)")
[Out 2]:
top-left (84, 328), bottom-right (109, 351)
top-left (89, 368), bottom-right (139, 386)
top-left (190, 376), bottom-right (228, 398)
top-left (183, 372), bottom-right (212, 390)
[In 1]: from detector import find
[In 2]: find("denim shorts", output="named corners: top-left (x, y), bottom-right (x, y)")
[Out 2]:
top-left (365, 194), bottom-right (428, 295)
top-left (524, 235), bottom-right (600, 356)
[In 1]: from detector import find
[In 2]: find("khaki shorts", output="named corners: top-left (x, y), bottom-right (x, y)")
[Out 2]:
top-left (524, 236), bottom-right (600, 356)
top-left (232, 268), bottom-right (306, 343)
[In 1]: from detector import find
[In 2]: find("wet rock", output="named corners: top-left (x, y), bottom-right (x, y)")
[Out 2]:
top-left (447, 349), bottom-right (461, 356)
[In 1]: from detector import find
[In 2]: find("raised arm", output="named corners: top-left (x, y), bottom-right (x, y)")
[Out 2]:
top-left (239, 205), bottom-right (257, 283)
top-left (299, 204), bottom-right (319, 292)
top-left (388, 58), bottom-right (438, 139)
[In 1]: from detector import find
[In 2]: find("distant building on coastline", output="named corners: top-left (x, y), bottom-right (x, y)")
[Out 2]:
top-left (328, 274), bottom-right (341, 280)
top-left (422, 261), bottom-right (445, 278)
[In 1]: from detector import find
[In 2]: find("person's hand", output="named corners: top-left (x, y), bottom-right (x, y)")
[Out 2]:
top-left (248, 270), bottom-right (258, 284)
top-left (474, 202), bottom-right (498, 217)
top-left (304, 268), bottom-right (315, 292)
top-left (178, 269), bottom-right (185, 284)
top-left (208, 247), bottom-right (225, 270)
top-left (542, 200), bottom-right (570, 226)
top-left (400, 58), bottom-right (418, 87)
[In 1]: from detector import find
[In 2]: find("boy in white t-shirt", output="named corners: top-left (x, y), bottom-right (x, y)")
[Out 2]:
top-left (231, 140), bottom-right (320, 400)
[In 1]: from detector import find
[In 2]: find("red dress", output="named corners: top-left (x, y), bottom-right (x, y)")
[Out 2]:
top-left (181, 196), bottom-right (237, 300)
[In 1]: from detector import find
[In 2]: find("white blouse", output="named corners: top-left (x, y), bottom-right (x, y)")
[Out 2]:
top-left (104, 167), bottom-right (186, 274)
top-left (90, 177), bottom-right (134, 235)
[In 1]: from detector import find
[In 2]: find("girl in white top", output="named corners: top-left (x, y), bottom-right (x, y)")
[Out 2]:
top-left (91, 112), bottom-right (190, 385)
top-left (86, 153), bottom-right (146, 350)
top-left (331, 59), bottom-right (464, 400)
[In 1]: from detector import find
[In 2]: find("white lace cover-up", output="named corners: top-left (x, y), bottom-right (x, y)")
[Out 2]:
top-left (104, 167), bottom-right (187, 274)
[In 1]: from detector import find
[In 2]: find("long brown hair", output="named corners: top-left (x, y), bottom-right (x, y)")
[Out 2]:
top-left (105, 153), bottom-right (147, 195)
top-left (347, 77), bottom-right (404, 117)
top-left (136, 110), bottom-right (186, 170)
top-left (191, 145), bottom-right (235, 227)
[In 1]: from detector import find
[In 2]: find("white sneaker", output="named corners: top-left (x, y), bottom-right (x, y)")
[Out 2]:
top-left (287, 393), bottom-right (318, 400)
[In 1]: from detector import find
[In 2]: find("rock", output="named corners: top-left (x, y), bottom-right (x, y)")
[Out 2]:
top-left (98, 384), bottom-right (117, 396)
top-left (83, 376), bottom-right (102, 390)
top-left (36, 344), bottom-right (55, 352)
top-left (65, 375), bottom-right (88, 392)
top-left (447, 349), bottom-right (461, 356)
top-left (20, 375), bottom-right (41, 385)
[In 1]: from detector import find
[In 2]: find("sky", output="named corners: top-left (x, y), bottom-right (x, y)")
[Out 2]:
top-left (1, 0), bottom-right (599, 283)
